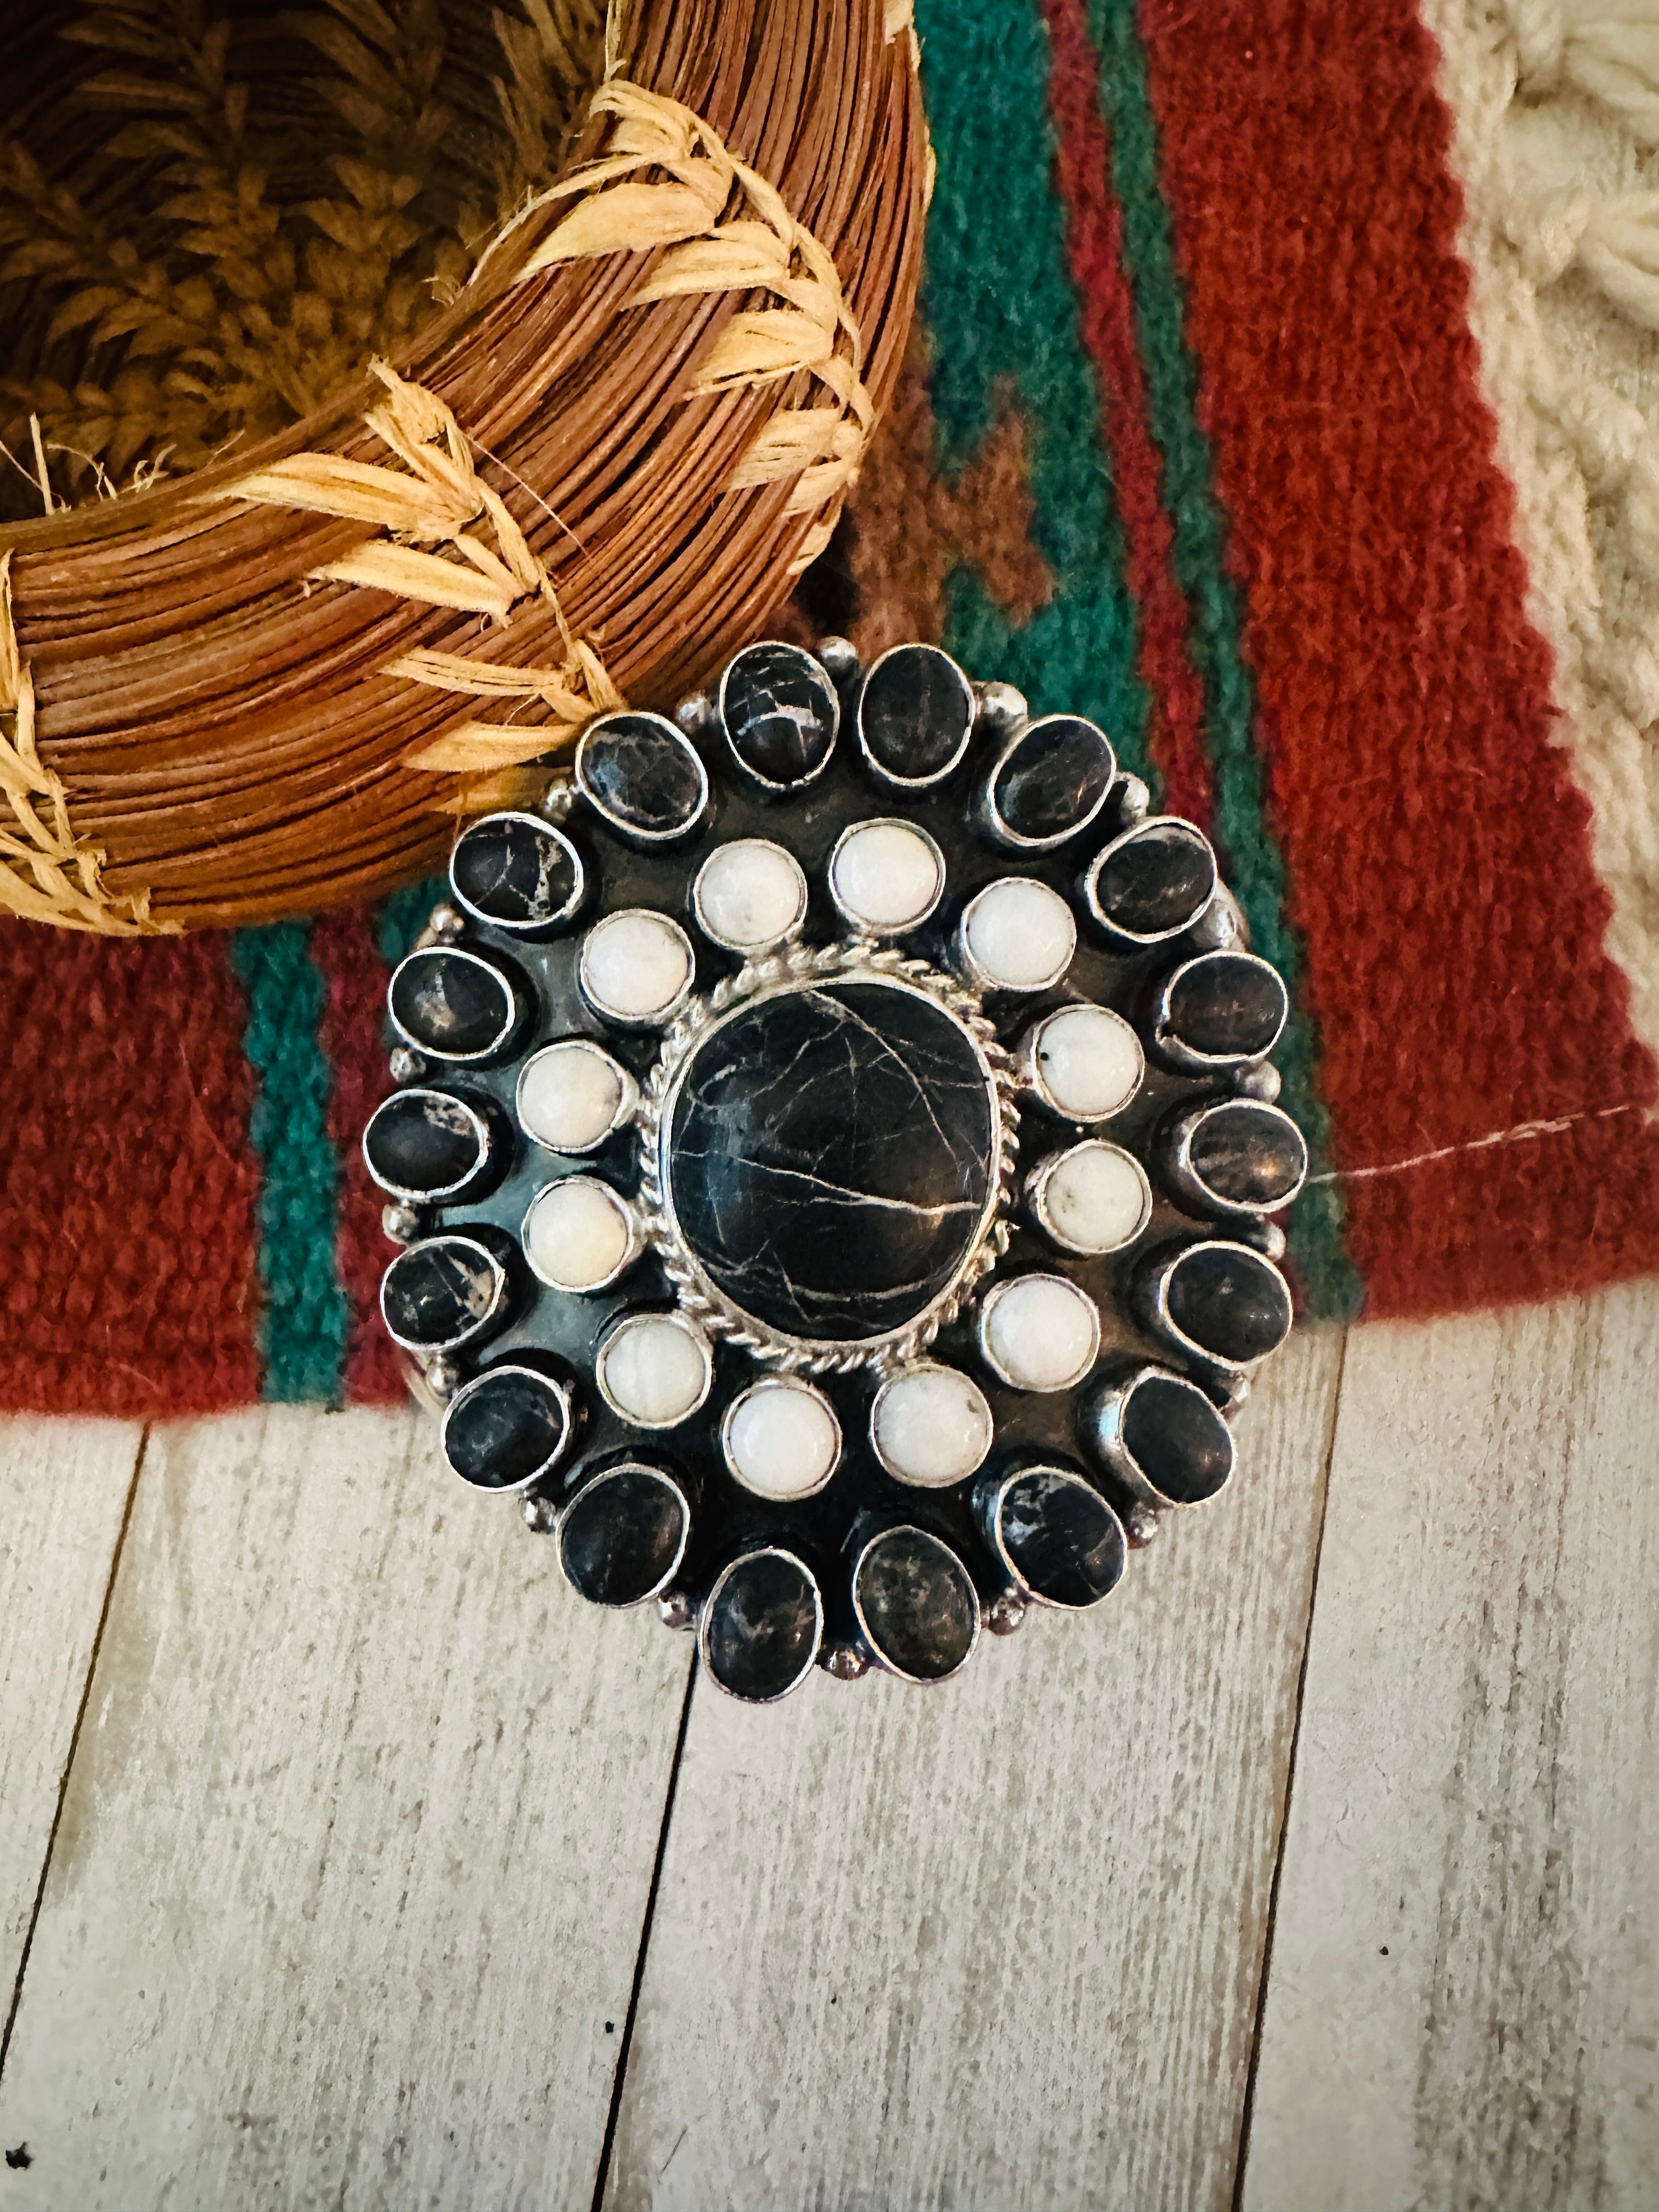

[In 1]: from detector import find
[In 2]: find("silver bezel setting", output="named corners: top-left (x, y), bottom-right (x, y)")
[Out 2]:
top-left (362, 1086), bottom-right (492, 1204)
top-left (720, 1375), bottom-right (843, 1500)
top-left (556, 1459), bottom-right (693, 1607)
top-left (1014, 1002), bottom-right (1145, 1125)
top-left (1135, 1239), bottom-right (1294, 1374)
top-left (594, 1309), bottom-right (716, 1428)
top-left (578, 908), bottom-right (697, 1030)
top-left (977, 713), bottom-right (1118, 855)
top-left (956, 876), bottom-right (1079, 995)
top-left (636, 939), bottom-right (1021, 1375)
top-left (868, 1359), bottom-right (995, 1488)
top-left (691, 838), bottom-right (810, 953)
top-left (717, 640), bottom-right (841, 795)
top-left (379, 1233), bottom-right (509, 1355)
top-left (1082, 1365), bottom-right (1237, 1509)
top-left (972, 1463), bottom-right (1127, 1609)
top-left (855, 642), bottom-right (978, 791)
top-left (1150, 949), bottom-right (1290, 1074)
top-left (440, 1363), bottom-right (578, 1494)
top-left (826, 816), bottom-right (947, 936)
top-left (448, 810), bottom-right (588, 935)
top-left (520, 1176), bottom-right (641, 1294)
top-left (850, 1523), bottom-right (982, 1685)
top-left (515, 1037), bottom-right (640, 1156)
top-left (575, 710), bottom-right (710, 845)
top-left (1024, 1139), bottom-right (1153, 1256)
top-left (698, 1547), bottom-right (826, 1702)
top-left (1158, 1096), bottom-right (1309, 1218)
top-left (976, 1271), bottom-right (1103, 1393)
top-left (388, 945), bottom-right (523, 1064)
top-left (1081, 816), bottom-right (1218, 947)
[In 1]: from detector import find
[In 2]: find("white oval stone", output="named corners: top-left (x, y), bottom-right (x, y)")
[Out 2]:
top-left (597, 1312), bottom-right (712, 1427)
top-left (517, 1039), bottom-right (629, 1152)
top-left (723, 1377), bottom-right (841, 1500)
top-left (830, 819), bottom-right (944, 932)
top-left (522, 1176), bottom-right (634, 1291)
top-left (693, 839), bottom-right (808, 952)
top-left (962, 878), bottom-right (1077, 991)
top-left (1032, 1003), bottom-right (1142, 1121)
top-left (980, 1274), bottom-right (1100, 1392)
top-left (580, 910), bottom-right (693, 1023)
top-left (870, 1362), bottom-right (994, 1488)
top-left (1035, 1141), bottom-right (1150, 1255)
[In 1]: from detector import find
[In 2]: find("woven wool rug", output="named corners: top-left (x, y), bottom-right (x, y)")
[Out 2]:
top-left (4, 0), bottom-right (1659, 1417)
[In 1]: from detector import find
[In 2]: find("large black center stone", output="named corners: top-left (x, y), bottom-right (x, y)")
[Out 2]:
top-left (663, 980), bottom-right (998, 1345)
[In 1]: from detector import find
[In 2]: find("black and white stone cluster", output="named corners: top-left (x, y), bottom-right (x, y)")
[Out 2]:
top-left (365, 635), bottom-right (1307, 1704)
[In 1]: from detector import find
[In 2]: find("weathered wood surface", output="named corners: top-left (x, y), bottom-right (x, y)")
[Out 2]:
top-left (0, 1417), bottom-right (142, 2016)
top-left (600, 1329), bottom-right (1347, 2212)
top-left (0, 1406), bottom-right (691, 2211)
top-left (1240, 1284), bottom-right (1659, 2212)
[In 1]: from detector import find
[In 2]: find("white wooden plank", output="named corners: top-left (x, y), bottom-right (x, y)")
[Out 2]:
top-left (0, 1404), bottom-right (691, 2209)
top-left (602, 1328), bottom-right (1346, 2212)
top-left (0, 1416), bottom-right (143, 2015)
top-left (1240, 1280), bottom-right (1659, 2211)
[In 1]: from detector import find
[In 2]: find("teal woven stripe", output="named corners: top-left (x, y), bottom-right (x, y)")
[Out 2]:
top-left (913, 0), bottom-right (1149, 779)
top-left (1088, 0), bottom-right (1363, 1319)
top-left (376, 875), bottom-right (446, 967)
top-left (230, 923), bottom-right (351, 1401)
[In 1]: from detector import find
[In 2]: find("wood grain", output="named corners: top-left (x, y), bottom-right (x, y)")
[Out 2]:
top-left (601, 1329), bottom-right (1347, 2212)
top-left (0, 1416), bottom-right (142, 2016)
top-left (0, 1405), bottom-right (692, 2210)
top-left (1240, 1284), bottom-right (1659, 2211)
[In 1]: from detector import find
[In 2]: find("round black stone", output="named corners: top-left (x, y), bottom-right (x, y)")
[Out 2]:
top-left (665, 979), bottom-right (996, 1344)
top-left (854, 1527), bottom-right (978, 1681)
top-left (443, 1365), bottom-right (571, 1490)
top-left (720, 641), bottom-right (838, 789)
top-left (390, 948), bottom-right (517, 1062)
top-left (857, 644), bottom-right (975, 785)
top-left (1119, 1371), bottom-right (1233, 1504)
top-left (577, 712), bottom-right (706, 838)
top-left (989, 715), bottom-right (1115, 846)
top-left (1087, 819), bottom-right (1216, 940)
top-left (703, 1550), bottom-right (823, 1701)
top-left (380, 1235), bottom-right (503, 1351)
top-left (363, 1087), bottom-right (488, 1200)
top-left (1164, 951), bottom-right (1288, 1063)
top-left (997, 1466), bottom-right (1125, 1607)
top-left (1165, 1243), bottom-right (1292, 1366)
top-left (450, 812), bottom-right (582, 932)
top-left (1187, 1099), bottom-right (1308, 1210)
top-left (559, 1463), bottom-right (689, 1606)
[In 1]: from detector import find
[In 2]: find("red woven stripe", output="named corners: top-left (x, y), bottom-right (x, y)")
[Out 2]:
top-left (309, 906), bottom-right (404, 1403)
top-left (1042, 0), bottom-right (1210, 821)
top-left (1138, 0), bottom-right (1659, 1314)
top-left (0, 922), bottom-right (261, 1414)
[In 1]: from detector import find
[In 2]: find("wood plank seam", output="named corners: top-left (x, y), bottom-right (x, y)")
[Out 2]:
top-left (0, 1423), bottom-right (149, 2083)
top-left (1230, 1326), bottom-right (1351, 2212)
top-left (591, 1653), bottom-right (702, 2212)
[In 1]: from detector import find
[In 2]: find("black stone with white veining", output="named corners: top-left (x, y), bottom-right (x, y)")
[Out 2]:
top-left (559, 1463), bottom-right (688, 1605)
top-left (450, 812), bottom-right (582, 930)
top-left (1163, 1241), bottom-right (1292, 1365)
top-left (1186, 1098), bottom-right (1307, 1209)
top-left (443, 1364), bottom-right (571, 1488)
top-left (721, 641), bottom-right (838, 789)
top-left (665, 979), bottom-right (995, 1344)
top-left (996, 1465), bottom-right (1125, 1606)
top-left (390, 947), bottom-right (516, 1060)
top-left (854, 1526), bottom-right (977, 1679)
top-left (363, 1087), bottom-right (488, 1199)
top-left (1087, 819), bottom-right (1215, 939)
top-left (703, 1550), bottom-right (822, 1700)
top-left (1117, 1371), bottom-right (1233, 1503)
top-left (989, 715), bottom-right (1115, 844)
top-left (577, 712), bottom-right (706, 837)
top-left (857, 644), bottom-right (974, 783)
top-left (381, 1235), bottom-right (502, 1350)
top-left (1163, 951), bottom-right (1288, 1062)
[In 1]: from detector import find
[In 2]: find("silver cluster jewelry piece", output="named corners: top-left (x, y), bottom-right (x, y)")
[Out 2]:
top-left (364, 637), bottom-right (1307, 1703)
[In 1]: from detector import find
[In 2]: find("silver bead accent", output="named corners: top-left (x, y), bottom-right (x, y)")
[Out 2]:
top-left (1220, 1372), bottom-right (1252, 1417)
top-left (381, 1200), bottom-right (422, 1244)
top-left (815, 635), bottom-right (861, 684)
top-left (388, 1045), bottom-right (427, 1085)
top-left (985, 1588), bottom-right (1028, 1637)
top-left (1113, 772), bottom-right (1152, 824)
top-left (1126, 1505), bottom-right (1160, 1548)
top-left (521, 1493), bottom-right (558, 1536)
top-left (1189, 885), bottom-right (1249, 950)
top-left (674, 692), bottom-right (715, 736)
top-left (425, 1353), bottom-right (462, 1401)
top-left (537, 779), bottom-right (577, 823)
top-left (975, 679), bottom-right (1028, 732)
top-left (821, 1641), bottom-right (870, 1681)
top-left (427, 901), bottom-right (466, 942)
top-left (1233, 1061), bottom-right (1283, 1102)
top-left (657, 1589), bottom-right (697, 1631)
top-left (1237, 1217), bottom-right (1289, 1261)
